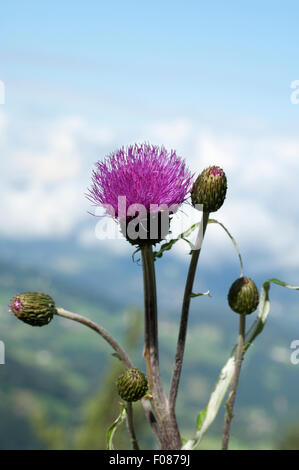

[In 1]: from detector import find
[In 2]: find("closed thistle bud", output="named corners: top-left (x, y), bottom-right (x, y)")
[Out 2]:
top-left (191, 166), bottom-right (227, 212)
top-left (117, 368), bottom-right (148, 402)
top-left (10, 292), bottom-right (56, 327)
top-left (228, 277), bottom-right (259, 315)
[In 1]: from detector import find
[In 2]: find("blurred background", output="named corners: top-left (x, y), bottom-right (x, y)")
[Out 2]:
top-left (0, 0), bottom-right (299, 449)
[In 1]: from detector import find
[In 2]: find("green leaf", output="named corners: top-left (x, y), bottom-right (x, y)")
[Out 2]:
top-left (111, 352), bottom-right (122, 362)
top-left (196, 407), bottom-right (207, 430)
top-left (153, 238), bottom-right (180, 259)
top-left (153, 221), bottom-right (201, 260)
top-left (182, 277), bottom-right (299, 450)
top-left (208, 219), bottom-right (244, 277)
top-left (181, 221), bottom-right (202, 239)
top-left (106, 403), bottom-right (127, 450)
top-left (132, 247), bottom-right (141, 263)
top-left (190, 291), bottom-right (211, 298)
top-left (266, 278), bottom-right (299, 289)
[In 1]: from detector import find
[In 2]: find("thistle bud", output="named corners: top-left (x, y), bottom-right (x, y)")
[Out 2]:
top-left (10, 292), bottom-right (56, 327)
top-left (228, 277), bottom-right (259, 315)
top-left (117, 368), bottom-right (148, 402)
top-left (191, 166), bottom-right (227, 212)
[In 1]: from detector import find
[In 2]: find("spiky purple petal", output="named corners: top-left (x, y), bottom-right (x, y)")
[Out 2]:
top-left (87, 143), bottom-right (192, 220)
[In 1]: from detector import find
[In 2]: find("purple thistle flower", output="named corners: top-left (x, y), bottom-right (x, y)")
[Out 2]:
top-left (87, 143), bottom-right (193, 221)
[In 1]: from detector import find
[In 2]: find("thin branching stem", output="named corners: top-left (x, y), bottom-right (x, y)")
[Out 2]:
top-left (56, 307), bottom-right (132, 367)
top-left (169, 212), bottom-right (210, 412)
top-left (126, 403), bottom-right (140, 450)
top-left (55, 307), bottom-right (162, 446)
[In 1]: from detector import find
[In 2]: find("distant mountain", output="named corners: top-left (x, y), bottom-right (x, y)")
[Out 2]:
top-left (0, 235), bottom-right (298, 449)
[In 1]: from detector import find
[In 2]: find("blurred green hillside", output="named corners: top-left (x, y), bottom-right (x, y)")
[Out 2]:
top-left (0, 251), bottom-right (299, 450)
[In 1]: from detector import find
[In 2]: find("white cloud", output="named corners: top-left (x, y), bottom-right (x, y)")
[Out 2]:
top-left (146, 118), bottom-right (193, 148)
top-left (78, 225), bottom-right (131, 255)
top-left (0, 114), bottom-right (115, 238)
top-left (14, 149), bottom-right (81, 185)
top-left (195, 131), bottom-right (241, 172)
top-left (148, 122), bottom-right (299, 273)
top-left (1, 111), bottom-right (299, 276)
top-left (0, 183), bottom-right (81, 238)
top-left (0, 110), bottom-right (8, 141)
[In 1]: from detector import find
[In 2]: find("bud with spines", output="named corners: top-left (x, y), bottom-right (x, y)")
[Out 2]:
top-left (10, 292), bottom-right (56, 326)
top-left (191, 166), bottom-right (227, 213)
top-left (228, 277), bottom-right (259, 315)
top-left (117, 368), bottom-right (148, 402)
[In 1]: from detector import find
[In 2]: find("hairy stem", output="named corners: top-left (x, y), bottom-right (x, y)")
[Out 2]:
top-left (126, 403), bottom-right (140, 450)
top-left (222, 314), bottom-right (246, 450)
top-left (55, 307), bottom-right (162, 445)
top-left (141, 244), bottom-right (181, 449)
top-left (169, 212), bottom-right (209, 412)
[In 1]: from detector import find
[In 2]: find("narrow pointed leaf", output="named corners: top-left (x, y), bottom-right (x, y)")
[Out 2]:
top-left (196, 407), bottom-right (207, 431)
top-left (106, 404), bottom-right (127, 450)
top-left (111, 352), bottom-right (122, 362)
top-left (182, 278), bottom-right (299, 450)
top-left (153, 222), bottom-right (201, 260)
top-left (190, 291), bottom-right (211, 298)
top-left (132, 247), bottom-right (141, 263)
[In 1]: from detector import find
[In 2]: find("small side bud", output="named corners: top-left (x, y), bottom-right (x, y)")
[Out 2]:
top-left (117, 368), bottom-right (148, 402)
top-left (10, 292), bottom-right (56, 327)
top-left (228, 277), bottom-right (259, 315)
top-left (191, 166), bottom-right (227, 212)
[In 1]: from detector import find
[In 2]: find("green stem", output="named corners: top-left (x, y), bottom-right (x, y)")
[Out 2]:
top-left (222, 314), bottom-right (246, 450)
top-left (56, 307), bottom-right (132, 367)
top-left (55, 307), bottom-right (162, 446)
top-left (126, 403), bottom-right (140, 450)
top-left (141, 243), bottom-right (181, 449)
top-left (169, 212), bottom-right (209, 412)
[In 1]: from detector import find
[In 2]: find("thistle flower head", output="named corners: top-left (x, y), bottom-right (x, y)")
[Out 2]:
top-left (191, 165), bottom-right (227, 213)
top-left (228, 277), bottom-right (259, 315)
top-left (10, 292), bottom-right (56, 327)
top-left (117, 368), bottom-right (148, 402)
top-left (88, 143), bottom-right (193, 219)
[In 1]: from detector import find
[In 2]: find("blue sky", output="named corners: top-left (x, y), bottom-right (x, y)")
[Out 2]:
top-left (1, 1), bottom-right (299, 281)
top-left (2, 0), bottom-right (299, 122)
